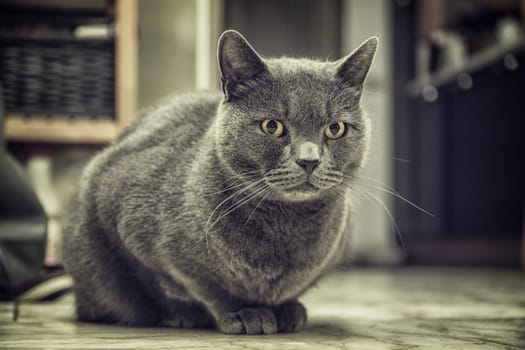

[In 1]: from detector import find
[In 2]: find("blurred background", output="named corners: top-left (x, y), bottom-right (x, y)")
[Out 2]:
top-left (0, 0), bottom-right (524, 296)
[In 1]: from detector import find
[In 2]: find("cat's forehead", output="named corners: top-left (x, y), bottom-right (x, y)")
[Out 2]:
top-left (267, 58), bottom-right (336, 87)
top-left (264, 58), bottom-right (360, 122)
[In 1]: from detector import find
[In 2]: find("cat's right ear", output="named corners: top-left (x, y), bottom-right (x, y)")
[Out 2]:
top-left (336, 37), bottom-right (378, 88)
top-left (217, 30), bottom-right (267, 100)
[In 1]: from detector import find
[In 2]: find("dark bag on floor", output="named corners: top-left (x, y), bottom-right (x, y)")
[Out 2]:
top-left (0, 85), bottom-right (47, 300)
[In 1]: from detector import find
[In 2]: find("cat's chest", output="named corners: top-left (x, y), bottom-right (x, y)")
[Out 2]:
top-left (217, 199), bottom-right (347, 303)
top-left (235, 200), bottom-right (335, 257)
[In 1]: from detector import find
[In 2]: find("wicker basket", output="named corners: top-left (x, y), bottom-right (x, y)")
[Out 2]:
top-left (0, 12), bottom-right (115, 118)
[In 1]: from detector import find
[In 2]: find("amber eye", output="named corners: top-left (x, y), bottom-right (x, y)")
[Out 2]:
top-left (261, 119), bottom-right (285, 138)
top-left (325, 122), bottom-right (346, 139)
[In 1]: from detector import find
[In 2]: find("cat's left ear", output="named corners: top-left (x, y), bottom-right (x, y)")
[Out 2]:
top-left (336, 37), bottom-right (378, 88)
top-left (217, 30), bottom-right (267, 99)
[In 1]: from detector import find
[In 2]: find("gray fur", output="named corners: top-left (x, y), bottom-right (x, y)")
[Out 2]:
top-left (61, 30), bottom-right (378, 334)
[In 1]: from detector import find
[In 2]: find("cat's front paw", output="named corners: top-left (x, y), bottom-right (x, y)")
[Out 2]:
top-left (273, 301), bottom-right (307, 333)
top-left (218, 308), bottom-right (278, 335)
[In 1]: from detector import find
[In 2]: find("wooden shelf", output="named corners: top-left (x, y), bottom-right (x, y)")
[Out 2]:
top-left (3, 0), bottom-right (137, 144)
top-left (5, 115), bottom-right (120, 143)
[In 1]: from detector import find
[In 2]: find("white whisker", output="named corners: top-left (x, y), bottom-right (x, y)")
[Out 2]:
top-left (359, 176), bottom-right (434, 217)
top-left (204, 178), bottom-right (266, 252)
top-left (206, 183), bottom-right (269, 234)
top-left (350, 182), bottom-right (407, 254)
top-left (219, 170), bottom-right (260, 186)
top-left (204, 174), bottom-right (259, 197)
top-left (243, 187), bottom-right (272, 226)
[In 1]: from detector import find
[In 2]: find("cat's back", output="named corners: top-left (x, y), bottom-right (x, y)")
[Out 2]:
top-left (77, 91), bottom-right (221, 225)
top-left (117, 91), bottom-right (221, 149)
top-left (91, 90), bottom-right (221, 167)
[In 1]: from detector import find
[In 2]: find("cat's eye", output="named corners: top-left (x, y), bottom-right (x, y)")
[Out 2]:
top-left (261, 119), bottom-right (285, 138)
top-left (325, 122), bottom-right (346, 139)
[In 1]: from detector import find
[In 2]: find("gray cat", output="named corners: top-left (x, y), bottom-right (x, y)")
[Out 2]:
top-left (61, 30), bottom-right (377, 335)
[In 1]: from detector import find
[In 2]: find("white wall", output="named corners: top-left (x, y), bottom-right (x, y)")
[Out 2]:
top-left (342, 0), bottom-right (404, 264)
top-left (137, 0), bottom-right (221, 106)
top-left (137, 0), bottom-right (196, 108)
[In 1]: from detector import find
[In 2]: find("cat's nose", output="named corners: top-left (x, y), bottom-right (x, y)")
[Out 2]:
top-left (295, 141), bottom-right (320, 174)
top-left (296, 159), bottom-right (320, 174)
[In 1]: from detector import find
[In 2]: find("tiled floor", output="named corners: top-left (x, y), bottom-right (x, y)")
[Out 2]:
top-left (1, 267), bottom-right (524, 349)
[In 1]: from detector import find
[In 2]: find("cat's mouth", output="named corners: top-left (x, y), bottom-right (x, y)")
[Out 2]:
top-left (264, 168), bottom-right (341, 201)
top-left (276, 181), bottom-right (322, 201)
top-left (273, 181), bottom-right (322, 202)
top-left (288, 182), bottom-right (319, 193)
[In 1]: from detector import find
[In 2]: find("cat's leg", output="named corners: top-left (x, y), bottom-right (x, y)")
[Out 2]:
top-left (69, 258), bottom-right (165, 326)
top-left (216, 301), bottom-right (307, 334)
top-left (62, 220), bottom-right (165, 326)
top-left (70, 268), bottom-right (164, 326)
top-left (161, 300), bottom-right (214, 328)
top-left (188, 282), bottom-right (306, 334)
top-left (156, 275), bottom-right (214, 328)
top-left (218, 307), bottom-right (278, 334)
top-left (168, 280), bottom-right (275, 334)
top-left (272, 301), bottom-right (308, 333)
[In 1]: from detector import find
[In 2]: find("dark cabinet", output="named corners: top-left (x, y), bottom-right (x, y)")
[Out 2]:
top-left (393, 1), bottom-right (524, 265)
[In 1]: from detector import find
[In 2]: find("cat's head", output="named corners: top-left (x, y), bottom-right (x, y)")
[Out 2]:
top-left (215, 30), bottom-right (377, 202)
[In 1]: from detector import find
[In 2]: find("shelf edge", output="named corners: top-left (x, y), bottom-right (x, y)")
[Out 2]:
top-left (5, 115), bottom-right (119, 143)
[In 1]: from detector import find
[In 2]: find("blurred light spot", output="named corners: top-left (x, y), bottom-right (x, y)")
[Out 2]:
top-left (422, 85), bottom-right (438, 103)
top-left (457, 73), bottom-right (473, 90)
top-left (503, 54), bottom-right (518, 71)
